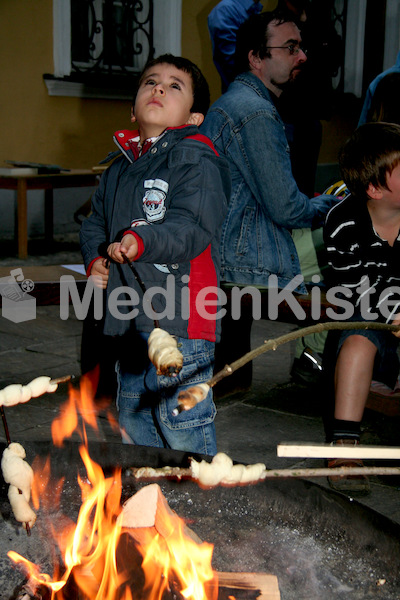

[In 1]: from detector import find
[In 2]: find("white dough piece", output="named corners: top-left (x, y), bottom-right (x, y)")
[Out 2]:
top-left (148, 328), bottom-right (183, 375)
top-left (8, 485), bottom-right (36, 528)
top-left (190, 452), bottom-right (266, 487)
top-left (2, 443), bottom-right (36, 528)
top-left (0, 376), bottom-right (58, 407)
top-left (2, 443), bottom-right (33, 499)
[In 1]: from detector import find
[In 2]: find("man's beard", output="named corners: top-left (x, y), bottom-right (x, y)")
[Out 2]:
top-left (272, 68), bottom-right (302, 91)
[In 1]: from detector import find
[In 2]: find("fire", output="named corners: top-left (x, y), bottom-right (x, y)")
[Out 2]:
top-left (7, 371), bottom-right (216, 600)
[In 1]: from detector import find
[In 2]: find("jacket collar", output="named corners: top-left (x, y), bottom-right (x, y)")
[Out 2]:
top-left (109, 124), bottom-right (199, 164)
top-left (234, 71), bottom-right (275, 104)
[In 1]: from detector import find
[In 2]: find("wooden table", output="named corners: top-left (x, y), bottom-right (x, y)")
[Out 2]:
top-left (0, 170), bottom-right (99, 259)
top-left (0, 265), bottom-right (87, 305)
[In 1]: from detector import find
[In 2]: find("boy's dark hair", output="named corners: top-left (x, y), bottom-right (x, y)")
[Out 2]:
top-left (134, 54), bottom-right (210, 116)
top-left (234, 9), bottom-right (297, 76)
top-left (339, 122), bottom-right (400, 202)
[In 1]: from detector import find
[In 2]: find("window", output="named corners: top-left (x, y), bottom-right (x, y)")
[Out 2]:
top-left (44, 0), bottom-right (182, 99)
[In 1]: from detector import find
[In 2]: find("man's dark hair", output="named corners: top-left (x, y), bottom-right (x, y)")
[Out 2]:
top-left (234, 9), bottom-right (296, 76)
top-left (134, 54), bottom-right (210, 116)
top-left (339, 122), bottom-right (400, 202)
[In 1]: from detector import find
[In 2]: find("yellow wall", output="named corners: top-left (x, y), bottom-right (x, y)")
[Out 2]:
top-left (0, 1), bottom-right (134, 170)
top-left (0, 0), bottom-right (350, 171)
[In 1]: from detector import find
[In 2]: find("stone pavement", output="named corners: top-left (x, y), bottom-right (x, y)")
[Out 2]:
top-left (0, 239), bottom-right (400, 526)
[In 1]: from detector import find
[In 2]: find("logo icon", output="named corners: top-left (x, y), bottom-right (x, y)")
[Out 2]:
top-left (0, 268), bottom-right (36, 323)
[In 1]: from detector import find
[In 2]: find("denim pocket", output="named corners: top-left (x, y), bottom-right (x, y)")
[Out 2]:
top-left (236, 206), bottom-right (255, 256)
top-left (158, 338), bottom-right (216, 430)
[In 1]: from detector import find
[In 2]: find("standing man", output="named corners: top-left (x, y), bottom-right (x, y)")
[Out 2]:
top-left (201, 9), bottom-right (337, 391)
top-left (208, 0), bottom-right (264, 93)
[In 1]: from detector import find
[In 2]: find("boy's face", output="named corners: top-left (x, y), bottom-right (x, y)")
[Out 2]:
top-left (132, 63), bottom-right (204, 141)
top-left (368, 164), bottom-right (400, 208)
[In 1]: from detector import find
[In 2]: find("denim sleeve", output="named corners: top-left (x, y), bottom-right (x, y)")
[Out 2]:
top-left (230, 110), bottom-right (336, 229)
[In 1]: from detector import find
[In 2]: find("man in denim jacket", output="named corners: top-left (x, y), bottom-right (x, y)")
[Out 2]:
top-left (201, 9), bottom-right (338, 390)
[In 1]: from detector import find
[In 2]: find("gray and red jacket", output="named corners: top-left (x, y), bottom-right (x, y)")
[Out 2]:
top-left (80, 124), bottom-right (230, 342)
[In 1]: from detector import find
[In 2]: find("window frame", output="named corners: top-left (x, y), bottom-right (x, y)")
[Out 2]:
top-left (45, 0), bottom-right (182, 99)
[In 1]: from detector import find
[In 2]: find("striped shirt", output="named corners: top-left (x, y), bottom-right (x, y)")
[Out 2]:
top-left (323, 195), bottom-right (400, 322)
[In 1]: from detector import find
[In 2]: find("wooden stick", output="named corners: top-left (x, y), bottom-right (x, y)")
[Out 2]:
top-left (278, 442), bottom-right (400, 460)
top-left (129, 465), bottom-right (400, 482)
top-left (0, 406), bottom-right (11, 445)
top-left (208, 321), bottom-right (400, 388)
top-left (50, 374), bottom-right (73, 385)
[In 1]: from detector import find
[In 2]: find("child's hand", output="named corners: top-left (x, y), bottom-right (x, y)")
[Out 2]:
top-left (90, 258), bottom-right (109, 289)
top-left (108, 234), bottom-right (139, 263)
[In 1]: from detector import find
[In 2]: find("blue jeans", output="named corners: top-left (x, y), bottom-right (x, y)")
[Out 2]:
top-left (116, 333), bottom-right (217, 455)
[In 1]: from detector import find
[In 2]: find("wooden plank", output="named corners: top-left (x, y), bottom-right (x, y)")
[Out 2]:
top-left (0, 265), bottom-right (87, 306)
top-left (277, 442), bottom-right (400, 460)
top-left (212, 571), bottom-right (280, 600)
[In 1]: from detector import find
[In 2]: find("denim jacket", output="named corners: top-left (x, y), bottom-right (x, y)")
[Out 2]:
top-left (201, 71), bottom-right (337, 293)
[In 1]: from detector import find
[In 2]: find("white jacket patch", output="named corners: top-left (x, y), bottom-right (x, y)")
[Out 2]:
top-left (143, 179), bottom-right (169, 223)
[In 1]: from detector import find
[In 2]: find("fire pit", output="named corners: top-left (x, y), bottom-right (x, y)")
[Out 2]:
top-left (1, 441), bottom-right (400, 600)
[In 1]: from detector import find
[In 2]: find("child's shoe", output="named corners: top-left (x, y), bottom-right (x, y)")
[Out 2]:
top-left (327, 439), bottom-right (370, 496)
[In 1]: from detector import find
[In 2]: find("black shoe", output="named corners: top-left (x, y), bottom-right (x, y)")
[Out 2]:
top-left (291, 347), bottom-right (323, 385)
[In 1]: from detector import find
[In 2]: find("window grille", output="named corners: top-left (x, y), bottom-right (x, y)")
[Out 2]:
top-left (70, 0), bottom-right (154, 78)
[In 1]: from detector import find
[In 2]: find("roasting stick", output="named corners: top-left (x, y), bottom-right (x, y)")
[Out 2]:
top-left (175, 320), bottom-right (400, 413)
top-left (0, 374), bottom-right (72, 535)
top-left (129, 464), bottom-right (400, 482)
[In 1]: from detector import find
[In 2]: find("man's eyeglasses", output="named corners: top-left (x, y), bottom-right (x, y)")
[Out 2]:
top-left (265, 44), bottom-right (307, 56)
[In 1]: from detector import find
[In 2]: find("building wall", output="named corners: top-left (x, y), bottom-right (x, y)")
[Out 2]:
top-left (0, 0), bottom-right (357, 241)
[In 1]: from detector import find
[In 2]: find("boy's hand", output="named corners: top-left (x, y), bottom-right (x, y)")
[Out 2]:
top-left (90, 258), bottom-right (109, 289)
top-left (107, 234), bottom-right (139, 263)
top-left (392, 314), bottom-right (400, 338)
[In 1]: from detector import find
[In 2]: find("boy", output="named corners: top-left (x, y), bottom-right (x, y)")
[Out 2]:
top-left (324, 122), bottom-right (400, 494)
top-left (80, 55), bottom-right (230, 455)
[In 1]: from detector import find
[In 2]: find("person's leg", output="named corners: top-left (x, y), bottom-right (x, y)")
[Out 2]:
top-left (213, 291), bottom-right (253, 396)
top-left (328, 334), bottom-right (377, 495)
top-left (291, 227), bottom-right (326, 383)
top-left (116, 360), bottom-right (165, 446)
top-left (154, 338), bottom-right (217, 455)
top-left (334, 334), bottom-right (377, 424)
top-left (115, 331), bottom-right (165, 446)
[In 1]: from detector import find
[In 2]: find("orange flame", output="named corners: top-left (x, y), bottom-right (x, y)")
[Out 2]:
top-left (8, 369), bottom-right (216, 600)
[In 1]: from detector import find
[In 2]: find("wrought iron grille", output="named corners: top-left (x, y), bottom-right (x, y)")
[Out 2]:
top-left (71, 0), bottom-right (154, 78)
top-left (330, 0), bottom-right (347, 92)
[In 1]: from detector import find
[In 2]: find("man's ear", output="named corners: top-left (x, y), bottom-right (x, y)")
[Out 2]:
top-left (367, 182), bottom-right (383, 200)
top-left (130, 106), bottom-right (136, 123)
top-left (248, 50), bottom-right (261, 72)
top-left (186, 112), bottom-right (204, 127)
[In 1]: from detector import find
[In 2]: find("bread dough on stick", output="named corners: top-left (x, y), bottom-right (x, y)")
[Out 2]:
top-left (8, 485), bottom-right (36, 529)
top-left (148, 328), bottom-right (183, 376)
top-left (190, 452), bottom-right (266, 487)
top-left (0, 376), bottom-right (58, 407)
top-left (1, 443), bottom-right (36, 528)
